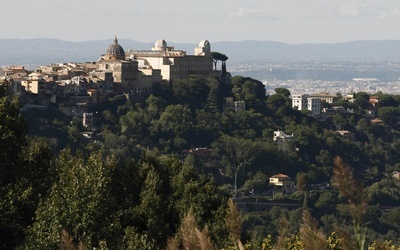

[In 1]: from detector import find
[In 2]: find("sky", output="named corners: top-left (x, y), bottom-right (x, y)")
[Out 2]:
top-left (2, 0), bottom-right (400, 44)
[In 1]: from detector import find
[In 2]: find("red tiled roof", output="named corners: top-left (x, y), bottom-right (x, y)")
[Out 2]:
top-left (271, 174), bottom-right (289, 178)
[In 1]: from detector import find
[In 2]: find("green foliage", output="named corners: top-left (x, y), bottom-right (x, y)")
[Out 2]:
top-left (367, 178), bottom-right (400, 206)
top-left (0, 82), bottom-right (27, 184)
top-left (231, 76), bottom-right (267, 112)
top-left (153, 104), bottom-right (193, 150)
top-left (275, 87), bottom-right (291, 99)
top-left (0, 81), bottom-right (55, 249)
top-left (354, 92), bottom-right (370, 110)
top-left (315, 192), bottom-right (339, 215)
top-left (374, 93), bottom-right (398, 107)
top-left (378, 106), bottom-right (400, 125)
top-left (110, 151), bottom-right (228, 248)
top-left (23, 150), bottom-right (118, 249)
top-left (173, 76), bottom-right (210, 111)
top-left (211, 51), bottom-right (229, 70)
top-left (240, 171), bottom-right (268, 194)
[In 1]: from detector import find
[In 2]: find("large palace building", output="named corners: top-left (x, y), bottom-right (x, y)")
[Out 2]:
top-left (127, 39), bottom-right (214, 81)
top-left (91, 37), bottom-right (215, 94)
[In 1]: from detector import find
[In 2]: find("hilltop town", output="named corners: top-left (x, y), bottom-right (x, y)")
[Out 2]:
top-left (0, 37), bottom-right (220, 116)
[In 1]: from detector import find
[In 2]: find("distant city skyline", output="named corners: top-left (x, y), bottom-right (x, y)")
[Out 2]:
top-left (2, 0), bottom-right (400, 44)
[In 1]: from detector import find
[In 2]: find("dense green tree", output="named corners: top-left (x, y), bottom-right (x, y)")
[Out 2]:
top-left (274, 87), bottom-right (291, 99)
top-left (0, 80), bottom-right (27, 184)
top-left (266, 94), bottom-right (286, 112)
top-left (23, 150), bottom-right (118, 249)
top-left (173, 76), bottom-right (210, 111)
top-left (122, 226), bottom-right (155, 250)
top-left (101, 129), bottom-right (131, 160)
top-left (354, 92), bottom-right (370, 110)
top-left (137, 165), bottom-right (169, 242)
top-left (0, 137), bottom-right (54, 249)
top-left (120, 106), bottom-right (150, 143)
top-left (231, 76), bottom-right (267, 111)
top-left (153, 104), bottom-right (193, 150)
top-left (315, 149), bottom-right (333, 167)
top-left (205, 77), bottom-right (222, 113)
top-left (220, 109), bottom-right (264, 139)
top-left (240, 171), bottom-right (269, 194)
top-left (195, 109), bottom-right (221, 145)
top-left (114, 151), bottom-right (228, 248)
top-left (378, 106), bottom-right (400, 125)
top-left (0, 81), bottom-right (54, 249)
top-left (212, 135), bottom-right (258, 178)
top-left (374, 93), bottom-right (398, 107)
top-left (367, 178), bottom-right (400, 206)
top-left (379, 207), bottom-right (400, 233)
top-left (315, 191), bottom-right (338, 215)
top-left (146, 94), bottom-right (166, 119)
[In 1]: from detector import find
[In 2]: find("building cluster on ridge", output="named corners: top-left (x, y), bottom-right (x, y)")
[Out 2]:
top-left (0, 37), bottom-right (216, 116)
top-left (0, 37), bottom-right (383, 144)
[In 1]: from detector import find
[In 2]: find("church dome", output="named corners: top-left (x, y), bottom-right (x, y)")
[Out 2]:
top-left (106, 36), bottom-right (125, 58)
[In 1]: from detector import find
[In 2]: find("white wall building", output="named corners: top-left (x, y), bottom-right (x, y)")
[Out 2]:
top-left (292, 94), bottom-right (309, 111)
top-left (307, 97), bottom-right (321, 116)
top-left (292, 94), bottom-right (321, 116)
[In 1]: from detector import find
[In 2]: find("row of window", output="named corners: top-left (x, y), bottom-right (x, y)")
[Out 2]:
top-left (170, 67), bottom-right (211, 72)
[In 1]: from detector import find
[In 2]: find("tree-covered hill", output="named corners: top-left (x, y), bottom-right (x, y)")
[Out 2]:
top-left (3, 75), bottom-right (400, 248)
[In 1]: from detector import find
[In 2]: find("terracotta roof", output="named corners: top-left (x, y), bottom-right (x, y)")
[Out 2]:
top-left (336, 130), bottom-right (352, 134)
top-left (371, 118), bottom-right (383, 123)
top-left (271, 174), bottom-right (289, 178)
top-left (368, 99), bottom-right (379, 104)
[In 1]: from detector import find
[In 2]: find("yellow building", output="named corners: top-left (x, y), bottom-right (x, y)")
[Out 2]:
top-left (128, 39), bottom-right (214, 81)
top-left (269, 174), bottom-right (295, 189)
top-left (309, 92), bottom-right (339, 104)
top-left (21, 73), bottom-right (51, 95)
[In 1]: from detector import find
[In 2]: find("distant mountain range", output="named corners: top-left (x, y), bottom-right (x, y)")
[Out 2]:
top-left (1, 38), bottom-right (400, 68)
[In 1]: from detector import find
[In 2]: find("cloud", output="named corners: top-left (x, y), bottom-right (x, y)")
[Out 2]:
top-left (340, 3), bottom-right (360, 17)
top-left (228, 8), bottom-right (282, 21)
top-left (340, 3), bottom-right (400, 19)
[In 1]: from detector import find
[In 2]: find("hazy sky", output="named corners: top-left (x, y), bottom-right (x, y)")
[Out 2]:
top-left (2, 0), bottom-right (400, 44)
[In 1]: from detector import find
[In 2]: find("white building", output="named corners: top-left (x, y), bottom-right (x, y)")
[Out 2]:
top-left (292, 94), bottom-right (321, 116)
top-left (292, 94), bottom-right (309, 110)
top-left (307, 97), bottom-right (321, 116)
